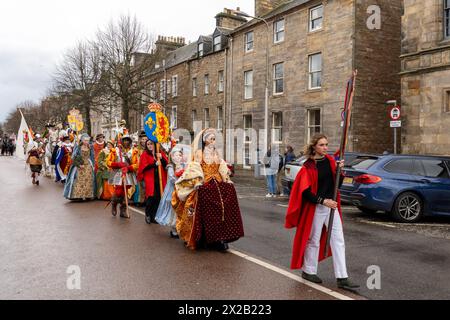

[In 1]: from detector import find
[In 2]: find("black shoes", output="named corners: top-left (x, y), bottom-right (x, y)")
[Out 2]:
top-left (337, 278), bottom-right (360, 291)
top-left (170, 230), bottom-right (179, 239)
top-left (302, 272), bottom-right (323, 284)
top-left (215, 241), bottom-right (229, 252)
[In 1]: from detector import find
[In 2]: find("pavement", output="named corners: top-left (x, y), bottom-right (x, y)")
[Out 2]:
top-left (0, 156), bottom-right (358, 300)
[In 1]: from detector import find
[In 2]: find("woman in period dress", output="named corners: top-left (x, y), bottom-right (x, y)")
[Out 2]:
top-left (96, 140), bottom-right (115, 200)
top-left (172, 128), bottom-right (244, 252)
top-left (64, 134), bottom-right (96, 201)
top-left (155, 145), bottom-right (188, 238)
top-left (137, 140), bottom-right (168, 224)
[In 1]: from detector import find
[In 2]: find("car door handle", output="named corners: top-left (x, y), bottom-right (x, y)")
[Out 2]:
top-left (420, 179), bottom-right (431, 184)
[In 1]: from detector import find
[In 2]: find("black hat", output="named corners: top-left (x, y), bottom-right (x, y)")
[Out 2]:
top-left (95, 133), bottom-right (105, 140)
top-left (139, 131), bottom-right (147, 138)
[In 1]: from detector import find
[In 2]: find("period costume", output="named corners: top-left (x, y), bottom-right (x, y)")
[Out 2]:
top-left (95, 142), bottom-right (115, 200)
top-left (55, 138), bottom-right (73, 183)
top-left (26, 138), bottom-right (45, 186)
top-left (63, 135), bottom-right (96, 201)
top-left (93, 134), bottom-right (106, 173)
top-left (155, 146), bottom-right (186, 236)
top-left (137, 144), bottom-right (168, 224)
top-left (106, 136), bottom-right (139, 218)
top-left (172, 129), bottom-right (244, 251)
top-left (133, 131), bottom-right (148, 206)
top-left (285, 153), bottom-right (358, 290)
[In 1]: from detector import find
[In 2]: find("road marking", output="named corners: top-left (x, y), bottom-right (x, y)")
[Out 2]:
top-left (277, 204), bottom-right (289, 208)
top-left (129, 205), bottom-right (354, 300)
top-left (129, 206), bottom-right (145, 216)
top-left (229, 249), bottom-right (354, 300)
top-left (357, 220), bottom-right (397, 228)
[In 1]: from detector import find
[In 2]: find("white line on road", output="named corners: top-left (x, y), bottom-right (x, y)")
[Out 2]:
top-left (128, 205), bottom-right (354, 300)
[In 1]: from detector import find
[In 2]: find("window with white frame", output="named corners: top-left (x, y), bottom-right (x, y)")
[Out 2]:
top-left (150, 82), bottom-right (156, 101)
top-left (445, 0), bottom-right (450, 38)
top-left (214, 35), bottom-right (221, 51)
top-left (245, 31), bottom-right (254, 52)
top-left (244, 70), bottom-right (253, 100)
top-left (307, 109), bottom-right (321, 142)
top-left (171, 106), bottom-right (177, 129)
top-left (167, 79), bottom-right (171, 95)
top-left (204, 74), bottom-right (210, 95)
top-left (160, 79), bottom-right (166, 100)
top-left (309, 53), bottom-right (322, 89)
top-left (172, 75), bottom-right (178, 97)
top-left (243, 115), bottom-right (253, 168)
top-left (309, 5), bottom-right (323, 32)
top-left (198, 43), bottom-right (204, 57)
top-left (218, 70), bottom-right (224, 93)
top-left (272, 112), bottom-right (283, 143)
top-left (204, 108), bottom-right (210, 128)
top-left (273, 63), bottom-right (284, 95)
top-left (217, 106), bottom-right (223, 132)
top-left (192, 78), bottom-right (197, 97)
top-left (274, 19), bottom-right (285, 43)
top-left (192, 109), bottom-right (197, 129)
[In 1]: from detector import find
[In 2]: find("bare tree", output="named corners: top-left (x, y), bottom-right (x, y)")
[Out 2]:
top-left (96, 14), bottom-right (160, 128)
top-left (52, 41), bottom-right (105, 135)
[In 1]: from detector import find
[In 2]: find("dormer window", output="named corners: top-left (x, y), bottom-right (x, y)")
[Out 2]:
top-left (214, 35), bottom-right (221, 51)
top-left (198, 43), bottom-right (204, 57)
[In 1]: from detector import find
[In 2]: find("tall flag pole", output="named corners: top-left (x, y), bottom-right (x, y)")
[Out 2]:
top-left (324, 70), bottom-right (357, 258)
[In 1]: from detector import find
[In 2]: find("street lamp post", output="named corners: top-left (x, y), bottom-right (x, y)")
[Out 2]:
top-left (234, 10), bottom-right (271, 154)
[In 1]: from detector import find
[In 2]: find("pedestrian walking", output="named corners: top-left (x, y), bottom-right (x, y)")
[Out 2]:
top-left (26, 134), bottom-right (45, 186)
top-left (137, 139), bottom-right (168, 224)
top-left (172, 128), bottom-right (244, 252)
top-left (155, 145), bottom-right (186, 238)
top-left (107, 134), bottom-right (139, 218)
top-left (285, 133), bottom-right (359, 291)
top-left (64, 133), bottom-right (96, 201)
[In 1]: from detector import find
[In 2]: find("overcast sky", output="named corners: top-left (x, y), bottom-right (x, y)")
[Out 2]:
top-left (0, 0), bottom-right (254, 123)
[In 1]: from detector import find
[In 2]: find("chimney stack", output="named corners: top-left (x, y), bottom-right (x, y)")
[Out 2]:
top-left (255, 0), bottom-right (290, 17)
top-left (215, 7), bottom-right (248, 29)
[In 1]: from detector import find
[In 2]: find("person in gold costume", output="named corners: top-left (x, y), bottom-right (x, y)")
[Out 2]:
top-left (172, 128), bottom-right (244, 252)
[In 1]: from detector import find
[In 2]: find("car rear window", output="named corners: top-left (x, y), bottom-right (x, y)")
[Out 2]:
top-left (383, 159), bottom-right (414, 174)
top-left (417, 159), bottom-right (450, 179)
top-left (349, 157), bottom-right (379, 170)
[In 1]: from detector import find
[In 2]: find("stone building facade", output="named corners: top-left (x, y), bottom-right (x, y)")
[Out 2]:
top-left (228, 0), bottom-right (402, 168)
top-left (401, 0), bottom-right (450, 155)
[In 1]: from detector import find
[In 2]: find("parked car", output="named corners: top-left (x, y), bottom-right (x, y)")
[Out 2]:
top-left (281, 152), bottom-right (370, 194)
top-left (341, 154), bottom-right (450, 223)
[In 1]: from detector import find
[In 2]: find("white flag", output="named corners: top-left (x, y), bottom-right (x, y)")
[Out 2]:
top-left (16, 110), bottom-right (32, 161)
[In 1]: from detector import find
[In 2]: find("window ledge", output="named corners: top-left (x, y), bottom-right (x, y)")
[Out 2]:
top-left (308, 87), bottom-right (323, 92)
top-left (308, 28), bottom-right (324, 35)
top-left (272, 93), bottom-right (285, 97)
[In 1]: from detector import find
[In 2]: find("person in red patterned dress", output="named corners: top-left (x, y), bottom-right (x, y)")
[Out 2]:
top-left (172, 128), bottom-right (244, 252)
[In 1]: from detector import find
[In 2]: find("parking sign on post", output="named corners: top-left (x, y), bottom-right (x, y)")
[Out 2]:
top-left (389, 106), bottom-right (401, 154)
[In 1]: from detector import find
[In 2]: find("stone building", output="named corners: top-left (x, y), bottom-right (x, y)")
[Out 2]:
top-left (147, 8), bottom-right (246, 148)
top-left (228, 0), bottom-right (403, 168)
top-left (401, 0), bottom-right (450, 155)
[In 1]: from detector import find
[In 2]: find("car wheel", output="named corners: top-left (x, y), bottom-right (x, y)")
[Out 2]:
top-left (357, 206), bottom-right (378, 214)
top-left (392, 192), bottom-right (423, 223)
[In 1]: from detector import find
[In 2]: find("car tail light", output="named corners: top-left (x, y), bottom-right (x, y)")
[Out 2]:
top-left (354, 174), bottom-right (382, 184)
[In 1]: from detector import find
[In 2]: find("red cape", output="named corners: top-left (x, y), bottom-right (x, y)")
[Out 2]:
top-left (137, 151), bottom-right (168, 198)
top-left (284, 154), bottom-right (342, 270)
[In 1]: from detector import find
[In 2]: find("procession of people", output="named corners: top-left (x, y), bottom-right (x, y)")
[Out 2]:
top-left (11, 100), bottom-right (360, 292)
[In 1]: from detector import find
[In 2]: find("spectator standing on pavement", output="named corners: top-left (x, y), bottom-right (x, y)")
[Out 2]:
top-left (262, 146), bottom-right (280, 198)
top-left (284, 134), bottom-right (359, 292)
top-left (281, 145), bottom-right (296, 196)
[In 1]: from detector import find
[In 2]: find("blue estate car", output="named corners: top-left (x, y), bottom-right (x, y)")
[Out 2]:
top-left (340, 154), bottom-right (450, 223)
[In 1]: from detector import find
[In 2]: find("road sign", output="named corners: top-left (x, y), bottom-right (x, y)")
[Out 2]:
top-left (390, 106), bottom-right (401, 120)
top-left (390, 121), bottom-right (402, 128)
